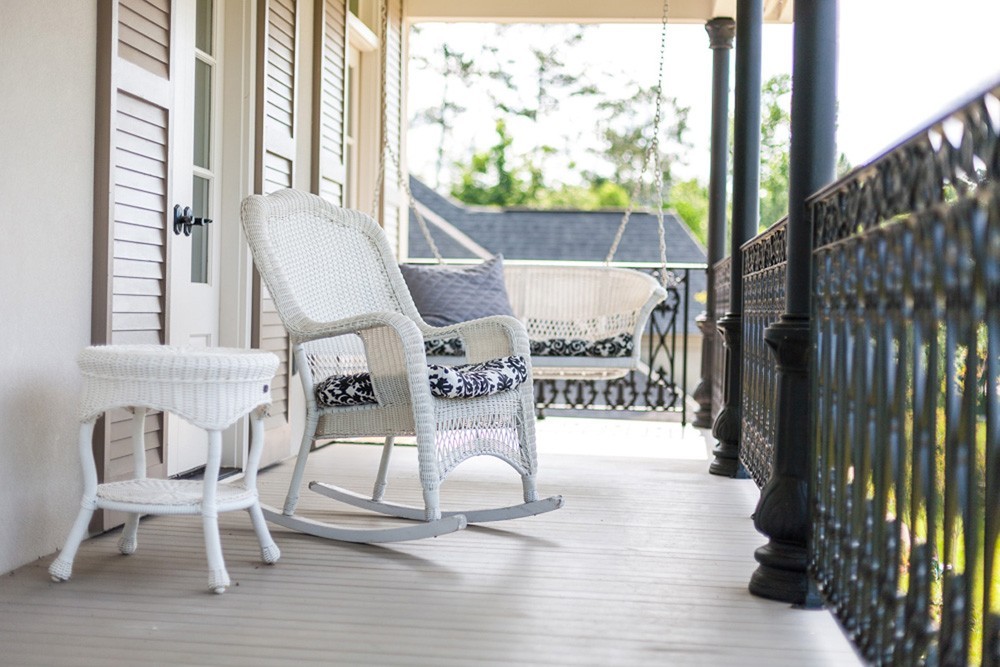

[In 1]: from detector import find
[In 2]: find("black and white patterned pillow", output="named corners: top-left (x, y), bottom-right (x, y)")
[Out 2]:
top-left (427, 333), bottom-right (633, 358)
top-left (314, 355), bottom-right (528, 407)
top-left (424, 337), bottom-right (465, 356)
top-left (529, 333), bottom-right (633, 358)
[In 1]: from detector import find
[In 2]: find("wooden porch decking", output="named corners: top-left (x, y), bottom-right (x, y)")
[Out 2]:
top-left (1, 417), bottom-right (860, 666)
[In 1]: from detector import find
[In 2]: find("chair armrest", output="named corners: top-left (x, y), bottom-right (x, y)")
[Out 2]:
top-left (293, 311), bottom-right (442, 409)
top-left (288, 311), bottom-right (417, 345)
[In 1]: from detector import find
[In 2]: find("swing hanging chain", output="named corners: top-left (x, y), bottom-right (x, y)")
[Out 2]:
top-left (606, 0), bottom-right (672, 291)
top-left (372, 0), bottom-right (444, 262)
top-left (387, 143), bottom-right (445, 262)
top-left (371, 0), bottom-right (389, 218)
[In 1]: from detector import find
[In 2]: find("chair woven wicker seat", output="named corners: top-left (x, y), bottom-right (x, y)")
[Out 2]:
top-left (49, 345), bottom-right (281, 593)
top-left (240, 189), bottom-right (562, 543)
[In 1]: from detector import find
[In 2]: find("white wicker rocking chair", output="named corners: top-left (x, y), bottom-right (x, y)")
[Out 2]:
top-left (241, 189), bottom-right (562, 542)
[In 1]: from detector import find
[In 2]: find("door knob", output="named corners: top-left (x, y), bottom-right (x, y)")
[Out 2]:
top-left (173, 204), bottom-right (213, 236)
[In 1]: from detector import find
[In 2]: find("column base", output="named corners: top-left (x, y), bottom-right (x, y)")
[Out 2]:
top-left (749, 544), bottom-right (823, 608)
top-left (691, 377), bottom-right (713, 429)
top-left (709, 403), bottom-right (747, 478)
top-left (709, 442), bottom-right (748, 477)
top-left (749, 557), bottom-right (807, 603)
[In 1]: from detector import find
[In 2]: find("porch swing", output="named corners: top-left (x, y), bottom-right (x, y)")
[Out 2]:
top-left (383, 0), bottom-right (675, 382)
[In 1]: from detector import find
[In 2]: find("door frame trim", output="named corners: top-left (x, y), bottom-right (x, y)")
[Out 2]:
top-left (217, 0), bottom-right (258, 468)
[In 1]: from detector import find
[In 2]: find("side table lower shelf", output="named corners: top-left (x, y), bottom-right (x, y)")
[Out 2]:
top-left (96, 478), bottom-right (258, 514)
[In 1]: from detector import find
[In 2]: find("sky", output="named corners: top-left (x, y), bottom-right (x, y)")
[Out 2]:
top-left (406, 1), bottom-right (1000, 189)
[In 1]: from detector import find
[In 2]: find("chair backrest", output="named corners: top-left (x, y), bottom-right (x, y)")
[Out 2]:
top-left (241, 189), bottom-right (420, 337)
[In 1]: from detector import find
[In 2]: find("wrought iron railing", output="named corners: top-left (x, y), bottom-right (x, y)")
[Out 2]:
top-left (534, 263), bottom-right (703, 422)
top-left (739, 219), bottom-right (787, 488)
top-left (808, 83), bottom-right (1000, 665)
top-left (711, 257), bottom-right (731, 424)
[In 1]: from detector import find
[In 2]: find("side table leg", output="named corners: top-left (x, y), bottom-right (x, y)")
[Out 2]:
top-left (202, 430), bottom-right (230, 593)
top-left (118, 407), bottom-right (147, 555)
top-left (50, 421), bottom-right (100, 582)
top-left (248, 504), bottom-right (281, 564)
top-left (49, 503), bottom-right (96, 582)
top-left (246, 412), bottom-right (280, 564)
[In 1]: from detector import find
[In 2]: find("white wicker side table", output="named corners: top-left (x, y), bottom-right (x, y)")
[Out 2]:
top-left (49, 345), bottom-right (281, 593)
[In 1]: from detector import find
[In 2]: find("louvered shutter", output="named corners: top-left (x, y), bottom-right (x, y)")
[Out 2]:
top-left (313, 0), bottom-right (348, 204)
top-left (91, 0), bottom-right (173, 530)
top-left (251, 0), bottom-right (299, 464)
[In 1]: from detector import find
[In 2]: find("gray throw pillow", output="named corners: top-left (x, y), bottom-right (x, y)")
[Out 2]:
top-left (399, 255), bottom-right (516, 327)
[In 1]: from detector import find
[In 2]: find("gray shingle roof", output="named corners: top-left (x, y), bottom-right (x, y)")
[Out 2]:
top-left (405, 177), bottom-right (709, 333)
top-left (407, 177), bottom-right (707, 264)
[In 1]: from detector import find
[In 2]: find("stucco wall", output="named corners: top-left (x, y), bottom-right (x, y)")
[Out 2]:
top-left (0, 1), bottom-right (97, 574)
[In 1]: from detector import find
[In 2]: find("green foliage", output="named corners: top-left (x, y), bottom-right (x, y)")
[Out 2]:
top-left (411, 26), bottom-right (694, 213)
top-left (451, 120), bottom-right (634, 210)
top-left (535, 181), bottom-right (631, 209)
top-left (412, 25), bottom-right (720, 244)
top-left (759, 74), bottom-right (791, 230)
top-left (410, 43), bottom-right (487, 188)
top-left (668, 179), bottom-right (709, 246)
top-left (590, 87), bottom-right (692, 206)
top-left (451, 119), bottom-right (540, 207)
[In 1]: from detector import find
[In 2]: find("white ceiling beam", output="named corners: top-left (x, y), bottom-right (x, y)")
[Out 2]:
top-left (405, 0), bottom-right (793, 24)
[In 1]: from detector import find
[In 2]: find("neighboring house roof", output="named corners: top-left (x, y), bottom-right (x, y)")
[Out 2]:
top-left (405, 177), bottom-right (709, 333)
top-left (407, 177), bottom-right (707, 265)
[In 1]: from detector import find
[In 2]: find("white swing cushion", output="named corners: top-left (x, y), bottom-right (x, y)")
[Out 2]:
top-left (424, 332), bottom-right (634, 358)
top-left (315, 355), bottom-right (529, 407)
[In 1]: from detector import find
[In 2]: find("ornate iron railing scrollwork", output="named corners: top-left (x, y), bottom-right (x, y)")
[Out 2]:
top-left (711, 257), bottom-right (731, 424)
top-left (534, 265), bottom-right (701, 420)
top-left (808, 81), bottom-right (1000, 665)
top-left (739, 219), bottom-right (787, 488)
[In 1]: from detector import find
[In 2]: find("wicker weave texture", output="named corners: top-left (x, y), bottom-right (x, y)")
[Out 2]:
top-left (504, 265), bottom-right (661, 340)
top-left (78, 345), bottom-right (279, 430)
top-left (51, 346), bottom-right (282, 592)
top-left (241, 190), bottom-right (541, 517)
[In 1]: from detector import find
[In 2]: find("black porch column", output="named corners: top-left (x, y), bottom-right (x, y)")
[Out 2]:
top-left (749, 0), bottom-right (838, 604)
top-left (709, 0), bottom-right (761, 477)
top-left (692, 17), bottom-right (735, 430)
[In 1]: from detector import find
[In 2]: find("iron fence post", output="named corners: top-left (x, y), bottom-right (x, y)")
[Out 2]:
top-left (749, 0), bottom-right (838, 604)
top-left (693, 17), bottom-right (735, 429)
top-left (710, 0), bottom-right (760, 478)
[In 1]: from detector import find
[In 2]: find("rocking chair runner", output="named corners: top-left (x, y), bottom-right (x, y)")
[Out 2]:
top-left (241, 189), bottom-right (562, 543)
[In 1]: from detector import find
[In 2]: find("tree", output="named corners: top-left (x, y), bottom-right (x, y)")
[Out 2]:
top-left (451, 119), bottom-right (540, 207)
top-left (410, 25), bottom-right (597, 190)
top-left (451, 120), bottom-right (632, 210)
top-left (758, 73), bottom-right (791, 230)
top-left (409, 39), bottom-right (481, 189)
top-left (589, 86), bottom-right (693, 208)
top-left (669, 179), bottom-right (709, 246)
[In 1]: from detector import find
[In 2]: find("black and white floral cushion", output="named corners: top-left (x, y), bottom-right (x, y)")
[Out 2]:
top-left (314, 372), bottom-right (378, 406)
top-left (314, 355), bottom-right (528, 407)
top-left (429, 355), bottom-right (528, 399)
top-left (424, 333), bottom-right (633, 358)
top-left (424, 337), bottom-right (466, 356)
top-left (530, 332), bottom-right (634, 357)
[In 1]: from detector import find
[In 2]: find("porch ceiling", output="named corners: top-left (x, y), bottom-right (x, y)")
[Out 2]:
top-left (405, 0), bottom-right (793, 24)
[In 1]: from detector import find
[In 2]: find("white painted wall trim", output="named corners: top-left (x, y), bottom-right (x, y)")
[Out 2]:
top-left (405, 0), bottom-right (793, 24)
